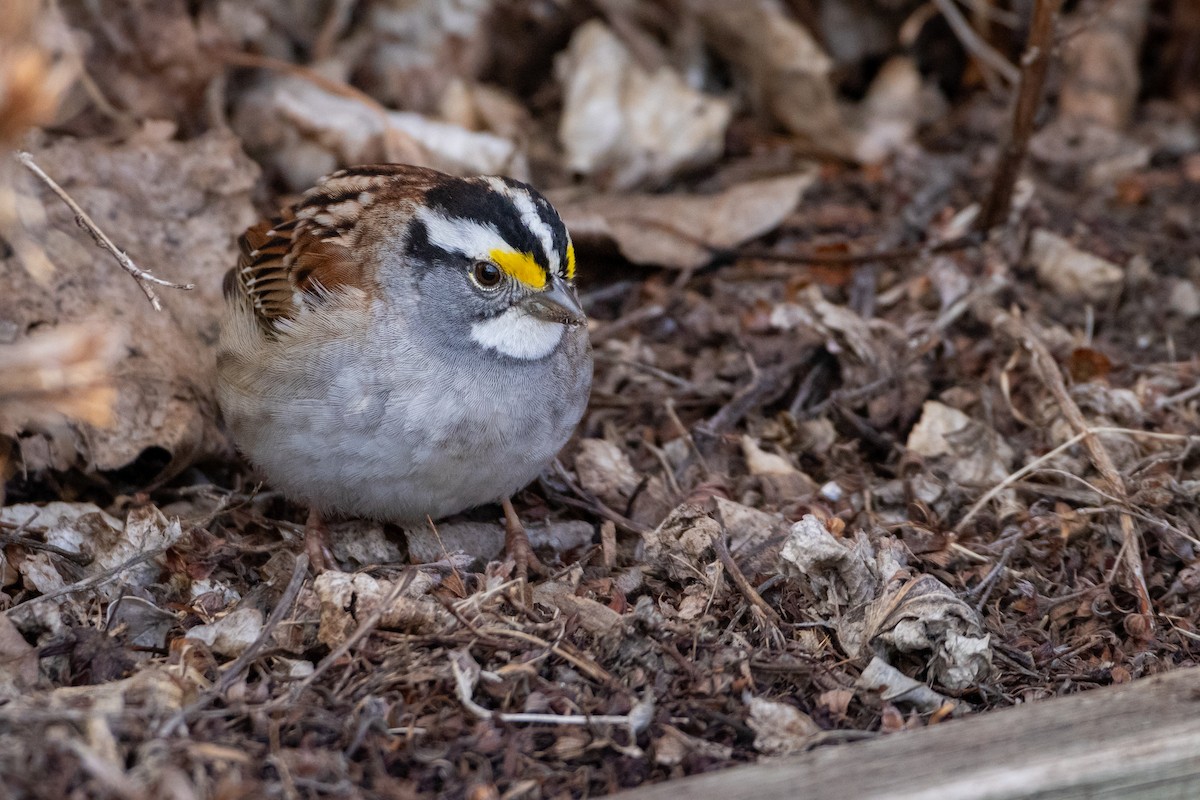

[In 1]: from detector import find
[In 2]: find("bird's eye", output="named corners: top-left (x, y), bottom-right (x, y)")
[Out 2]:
top-left (472, 261), bottom-right (502, 288)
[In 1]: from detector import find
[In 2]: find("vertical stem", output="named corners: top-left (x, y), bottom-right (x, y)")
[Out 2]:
top-left (977, 0), bottom-right (1064, 233)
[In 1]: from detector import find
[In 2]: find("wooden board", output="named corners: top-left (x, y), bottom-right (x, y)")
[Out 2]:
top-left (612, 667), bottom-right (1200, 800)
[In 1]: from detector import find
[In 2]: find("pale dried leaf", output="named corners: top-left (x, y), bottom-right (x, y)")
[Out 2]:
top-left (2, 665), bottom-right (189, 717)
top-left (327, 520), bottom-right (404, 568)
top-left (3, 502), bottom-right (182, 599)
top-left (740, 435), bottom-right (798, 477)
top-left (555, 20), bottom-right (732, 190)
top-left (184, 608), bottom-right (264, 658)
top-left (864, 574), bottom-right (992, 690)
top-left (234, 77), bottom-right (524, 192)
top-left (558, 172), bottom-right (816, 270)
top-left (532, 579), bottom-right (623, 636)
top-left (1030, 229), bottom-right (1125, 304)
top-left (0, 614), bottom-right (39, 699)
top-left (850, 57), bottom-right (934, 164)
top-left (906, 401), bottom-right (1015, 487)
top-left (1058, 0), bottom-right (1150, 130)
top-left (1, 132), bottom-right (258, 479)
top-left (641, 503), bottom-right (721, 579)
top-left (745, 695), bottom-right (821, 755)
top-left (314, 571), bottom-right (450, 647)
top-left (778, 515), bottom-right (880, 609)
top-left (714, 496), bottom-right (791, 574)
top-left (691, 0), bottom-right (849, 154)
top-left (654, 724), bottom-right (733, 766)
top-left (857, 656), bottom-right (956, 714)
top-left (575, 438), bottom-right (640, 508)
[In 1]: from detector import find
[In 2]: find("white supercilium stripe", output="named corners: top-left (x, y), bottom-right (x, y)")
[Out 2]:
top-left (507, 188), bottom-right (560, 276)
top-left (483, 177), bottom-right (559, 275)
top-left (415, 206), bottom-right (503, 259)
top-left (470, 307), bottom-right (564, 360)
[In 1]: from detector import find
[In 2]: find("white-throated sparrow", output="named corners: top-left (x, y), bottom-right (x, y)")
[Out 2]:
top-left (216, 164), bottom-right (593, 575)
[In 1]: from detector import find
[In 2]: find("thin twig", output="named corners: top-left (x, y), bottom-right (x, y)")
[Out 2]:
top-left (159, 554), bottom-right (310, 736)
top-left (711, 533), bottom-right (786, 635)
top-left (978, 304), bottom-right (1153, 621)
top-left (932, 0), bottom-right (1020, 86)
top-left (977, 0), bottom-right (1064, 232)
top-left (0, 531), bottom-right (92, 566)
top-left (592, 354), bottom-right (702, 392)
top-left (477, 626), bottom-right (620, 689)
top-left (0, 516), bottom-right (93, 566)
top-left (16, 151), bottom-right (194, 311)
top-left (215, 554), bottom-right (310, 694)
top-left (956, 428), bottom-right (1090, 532)
top-left (449, 651), bottom-right (652, 733)
top-left (1156, 381), bottom-right (1200, 410)
top-left (3, 548), bottom-right (165, 613)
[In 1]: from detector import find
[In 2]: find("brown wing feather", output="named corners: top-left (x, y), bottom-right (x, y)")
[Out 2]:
top-left (225, 165), bottom-right (440, 334)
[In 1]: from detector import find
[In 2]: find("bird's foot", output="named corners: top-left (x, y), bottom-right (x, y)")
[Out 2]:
top-left (502, 497), bottom-right (549, 583)
top-left (304, 507), bottom-right (336, 572)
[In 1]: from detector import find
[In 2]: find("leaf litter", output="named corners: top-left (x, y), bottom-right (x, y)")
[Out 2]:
top-left (0, 0), bottom-right (1199, 797)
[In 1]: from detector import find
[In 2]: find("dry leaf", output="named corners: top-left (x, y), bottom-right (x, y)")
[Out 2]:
top-left (864, 575), bottom-right (992, 690)
top-left (0, 324), bottom-right (122, 430)
top-left (779, 515), bottom-right (897, 610)
top-left (184, 608), bottom-right (264, 658)
top-left (714, 496), bottom-right (791, 575)
top-left (234, 76), bottom-right (524, 192)
top-left (740, 435), bottom-right (798, 477)
top-left (654, 724), bottom-right (733, 766)
top-left (1058, 0), bottom-right (1150, 130)
top-left (691, 0), bottom-right (849, 155)
top-left (906, 401), bottom-right (1015, 487)
top-left (314, 571), bottom-right (450, 647)
top-left (849, 57), bottom-right (933, 164)
top-left (326, 520), bottom-right (404, 568)
top-left (641, 503), bottom-right (721, 579)
top-left (105, 596), bottom-right (177, 651)
top-left (1, 502), bottom-right (183, 599)
top-left (1, 131), bottom-right (258, 480)
top-left (355, 0), bottom-right (494, 112)
top-left (857, 656), bottom-right (957, 715)
top-left (533, 579), bottom-right (624, 637)
top-left (744, 695), bottom-right (821, 755)
top-left (555, 20), bottom-right (731, 190)
top-left (575, 438), bottom-right (640, 509)
top-left (1029, 229), bottom-right (1125, 304)
top-left (0, 665), bottom-right (190, 718)
top-left (558, 172), bottom-right (816, 270)
top-left (0, 614), bottom-right (39, 699)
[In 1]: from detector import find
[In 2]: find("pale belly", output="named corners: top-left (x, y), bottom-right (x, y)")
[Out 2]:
top-left (217, 327), bottom-right (590, 524)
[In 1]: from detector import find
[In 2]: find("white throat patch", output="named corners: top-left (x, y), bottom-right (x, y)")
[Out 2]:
top-left (471, 307), bottom-right (564, 360)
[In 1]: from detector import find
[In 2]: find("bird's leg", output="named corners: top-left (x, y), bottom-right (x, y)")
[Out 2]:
top-left (502, 496), bottom-right (548, 582)
top-left (304, 507), bottom-right (335, 571)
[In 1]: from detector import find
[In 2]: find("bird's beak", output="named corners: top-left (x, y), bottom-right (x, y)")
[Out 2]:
top-left (521, 281), bottom-right (587, 326)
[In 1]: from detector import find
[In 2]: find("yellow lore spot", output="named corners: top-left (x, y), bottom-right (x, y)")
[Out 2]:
top-left (565, 242), bottom-right (576, 281)
top-left (489, 249), bottom-right (546, 290)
